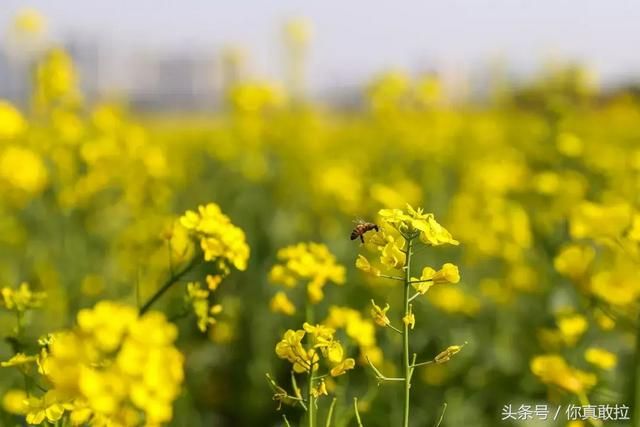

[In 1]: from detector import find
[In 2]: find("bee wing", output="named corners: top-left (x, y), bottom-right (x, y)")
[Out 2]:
top-left (352, 218), bottom-right (365, 225)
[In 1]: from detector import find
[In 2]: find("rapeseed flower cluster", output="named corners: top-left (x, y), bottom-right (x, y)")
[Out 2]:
top-left (269, 242), bottom-right (345, 308)
top-left (356, 206), bottom-right (464, 427)
top-left (11, 301), bottom-right (185, 426)
top-left (180, 203), bottom-right (250, 273)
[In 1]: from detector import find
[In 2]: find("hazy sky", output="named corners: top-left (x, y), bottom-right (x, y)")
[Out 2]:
top-left (2, 0), bottom-right (640, 89)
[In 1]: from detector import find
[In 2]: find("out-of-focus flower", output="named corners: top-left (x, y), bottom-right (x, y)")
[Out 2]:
top-left (269, 242), bottom-right (345, 305)
top-left (41, 301), bottom-right (184, 426)
top-left (530, 354), bottom-right (596, 395)
top-left (2, 389), bottom-right (28, 415)
top-left (186, 282), bottom-right (223, 332)
top-left (283, 18), bottom-right (313, 49)
top-left (13, 8), bottom-right (46, 35)
top-left (554, 244), bottom-right (595, 280)
top-left (1, 282), bottom-right (46, 312)
top-left (570, 202), bottom-right (632, 240)
top-left (0, 101), bottom-right (27, 139)
top-left (584, 347), bottom-right (617, 370)
top-left (324, 306), bottom-right (380, 364)
top-left (556, 132), bottom-right (584, 157)
top-left (355, 254), bottom-right (381, 276)
top-left (427, 286), bottom-right (480, 316)
top-left (270, 291), bottom-right (296, 315)
top-left (0, 146), bottom-right (49, 194)
top-left (556, 313), bottom-right (588, 346)
top-left (590, 267), bottom-right (640, 307)
top-left (1, 352), bottom-right (37, 368)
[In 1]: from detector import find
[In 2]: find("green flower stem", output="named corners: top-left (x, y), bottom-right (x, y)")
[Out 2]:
top-left (139, 256), bottom-right (199, 315)
top-left (325, 397), bottom-right (337, 427)
top-left (403, 237), bottom-right (414, 427)
top-left (354, 397), bottom-right (364, 427)
top-left (305, 300), bottom-right (316, 427)
top-left (307, 368), bottom-right (316, 427)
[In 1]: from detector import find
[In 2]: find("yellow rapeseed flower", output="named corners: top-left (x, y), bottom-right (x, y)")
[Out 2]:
top-left (1, 282), bottom-right (46, 312)
top-left (329, 358), bottom-right (355, 377)
top-left (0, 146), bottom-right (49, 194)
top-left (180, 203), bottom-right (250, 272)
top-left (370, 300), bottom-right (391, 327)
top-left (270, 291), bottom-right (296, 315)
top-left (530, 354), bottom-right (596, 394)
top-left (269, 242), bottom-right (345, 305)
top-left (1, 389), bottom-right (27, 415)
top-left (554, 244), bottom-right (595, 279)
top-left (0, 101), bottom-right (27, 139)
top-left (43, 301), bottom-right (184, 425)
top-left (584, 347), bottom-right (617, 370)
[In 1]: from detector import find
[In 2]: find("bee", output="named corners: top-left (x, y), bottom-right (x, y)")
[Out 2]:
top-left (350, 219), bottom-right (379, 243)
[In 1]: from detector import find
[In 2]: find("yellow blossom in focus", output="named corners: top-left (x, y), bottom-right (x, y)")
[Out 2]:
top-left (24, 390), bottom-right (67, 425)
top-left (380, 242), bottom-right (406, 270)
top-left (270, 291), bottom-right (296, 315)
top-left (370, 300), bottom-right (391, 327)
top-left (311, 379), bottom-right (328, 399)
top-left (303, 322), bottom-right (336, 348)
top-left (584, 347), bottom-right (617, 370)
top-left (402, 305), bottom-right (415, 330)
top-left (330, 358), bottom-right (355, 377)
top-left (414, 263), bottom-right (461, 293)
top-left (378, 205), bottom-right (458, 246)
top-left (275, 329), bottom-right (313, 374)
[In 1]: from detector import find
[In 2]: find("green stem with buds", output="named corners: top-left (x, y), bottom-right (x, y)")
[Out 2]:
top-left (402, 237), bottom-right (414, 427)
